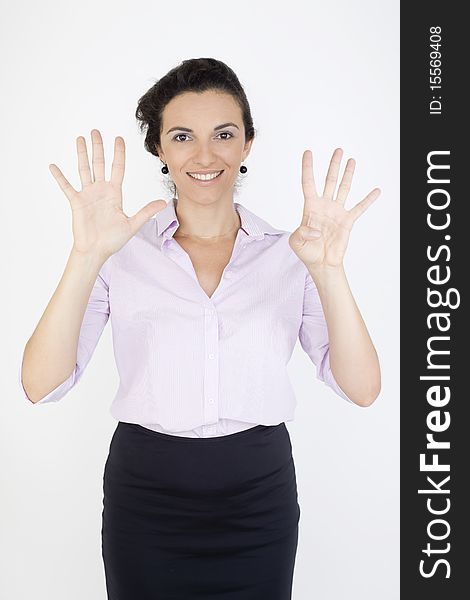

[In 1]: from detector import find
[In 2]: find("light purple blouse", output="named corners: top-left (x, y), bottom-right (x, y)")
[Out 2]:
top-left (19, 198), bottom-right (354, 437)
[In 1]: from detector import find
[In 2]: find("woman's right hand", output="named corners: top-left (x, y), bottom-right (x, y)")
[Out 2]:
top-left (49, 129), bottom-right (167, 261)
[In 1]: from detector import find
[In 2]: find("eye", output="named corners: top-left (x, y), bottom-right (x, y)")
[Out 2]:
top-left (173, 133), bottom-right (191, 142)
top-left (172, 131), bottom-right (234, 143)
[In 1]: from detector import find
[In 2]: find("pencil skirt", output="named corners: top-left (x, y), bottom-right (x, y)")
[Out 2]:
top-left (101, 421), bottom-right (301, 599)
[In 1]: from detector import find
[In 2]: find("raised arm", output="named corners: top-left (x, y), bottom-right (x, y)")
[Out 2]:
top-left (20, 250), bottom-right (109, 403)
top-left (20, 129), bottom-right (166, 403)
top-left (290, 148), bottom-right (381, 407)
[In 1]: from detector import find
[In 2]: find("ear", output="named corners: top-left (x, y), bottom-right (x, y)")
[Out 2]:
top-left (156, 144), bottom-right (165, 162)
top-left (242, 137), bottom-right (254, 162)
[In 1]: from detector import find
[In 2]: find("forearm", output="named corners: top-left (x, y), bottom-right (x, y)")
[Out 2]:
top-left (21, 248), bottom-right (106, 403)
top-left (307, 264), bottom-right (381, 407)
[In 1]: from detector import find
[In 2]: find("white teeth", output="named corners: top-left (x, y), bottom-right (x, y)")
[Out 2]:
top-left (188, 170), bottom-right (222, 181)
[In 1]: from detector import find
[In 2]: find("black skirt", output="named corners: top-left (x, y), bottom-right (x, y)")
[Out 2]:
top-left (101, 421), bottom-right (301, 599)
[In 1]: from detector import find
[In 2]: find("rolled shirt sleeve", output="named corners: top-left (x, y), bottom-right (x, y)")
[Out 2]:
top-left (20, 259), bottom-right (111, 405)
top-left (298, 271), bottom-right (355, 404)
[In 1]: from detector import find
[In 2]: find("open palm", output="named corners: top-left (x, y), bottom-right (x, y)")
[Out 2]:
top-left (49, 129), bottom-right (166, 260)
top-left (288, 148), bottom-right (381, 269)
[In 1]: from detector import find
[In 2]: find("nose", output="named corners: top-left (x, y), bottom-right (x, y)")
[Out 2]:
top-left (192, 141), bottom-right (218, 166)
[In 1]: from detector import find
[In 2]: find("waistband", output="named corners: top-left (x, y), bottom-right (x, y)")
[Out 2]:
top-left (117, 421), bottom-right (286, 444)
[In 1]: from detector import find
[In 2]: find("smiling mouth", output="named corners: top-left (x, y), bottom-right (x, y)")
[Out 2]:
top-left (187, 170), bottom-right (224, 181)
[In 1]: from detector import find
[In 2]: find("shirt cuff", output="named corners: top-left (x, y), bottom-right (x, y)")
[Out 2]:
top-left (321, 349), bottom-right (355, 405)
top-left (19, 357), bottom-right (76, 405)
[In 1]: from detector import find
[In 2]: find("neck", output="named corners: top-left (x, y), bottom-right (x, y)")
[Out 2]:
top-left (173, 197), bottom-right (241, 240)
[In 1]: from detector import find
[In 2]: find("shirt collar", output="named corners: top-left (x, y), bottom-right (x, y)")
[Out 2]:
top-left (154, 197), bottom-right (284, 247)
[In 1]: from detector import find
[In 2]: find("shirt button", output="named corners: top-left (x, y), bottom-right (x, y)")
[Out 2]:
top-left (208, 353), bottom-right (215, 359)
top-left (208, 398), bottom-right (214, 404)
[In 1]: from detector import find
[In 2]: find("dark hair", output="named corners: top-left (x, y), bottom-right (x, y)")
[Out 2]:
top-left (135, 58), bottom-right (256, 196)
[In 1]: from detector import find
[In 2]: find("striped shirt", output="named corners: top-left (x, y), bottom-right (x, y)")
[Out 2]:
top-left (20, 198), bottom-right (353, 437)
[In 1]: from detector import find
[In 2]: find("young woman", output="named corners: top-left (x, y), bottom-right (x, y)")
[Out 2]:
top-left (20, 57), bottom-right (381, 599)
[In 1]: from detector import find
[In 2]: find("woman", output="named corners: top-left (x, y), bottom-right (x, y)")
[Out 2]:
top-left (20, 58), bottom-right (381, 599)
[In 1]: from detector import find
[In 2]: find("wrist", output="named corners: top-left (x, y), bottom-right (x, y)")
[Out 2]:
top-left (306, 262), bottom-right (346, 289)
top-left (69, 246), bottom-right (108, 270)
top-left (306, 262), bottom-right (345, 277)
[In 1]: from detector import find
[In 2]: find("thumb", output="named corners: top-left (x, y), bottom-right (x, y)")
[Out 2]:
top-left (128, 200), bottom-right (167, 236)
top-left (299, 225), bottom-right (322, 241)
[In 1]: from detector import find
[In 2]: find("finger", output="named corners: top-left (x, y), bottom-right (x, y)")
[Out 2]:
top-left (110, 136), bottom-right (125, 186)
top-left (322, 147), bottom-right (343, 200)
top-left (301, 150), bottom-right (318, 225)
top-left (349, 187), bottom-right (381, 222)
top-left (48, 163), bottom-right (78, 203)
top-left (77, 136), bottom-right (92, 188)
top-left (91, 129), bottom-right (105, 181)
top-left (128, 200), bottom-right (167, 237)
top-left (336, 158), bottom-right (355, 206)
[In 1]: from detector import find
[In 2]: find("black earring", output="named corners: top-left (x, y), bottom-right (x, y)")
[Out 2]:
top-left (161, 163), bottom-right (169, 174)
top-left (240, 164), bottom-right (247, 173)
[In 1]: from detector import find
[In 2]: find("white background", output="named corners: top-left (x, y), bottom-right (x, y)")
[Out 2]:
top-left (1, 0), bottom-right (399, 598)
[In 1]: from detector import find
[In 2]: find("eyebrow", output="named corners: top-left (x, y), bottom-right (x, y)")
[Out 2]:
top-left (165, 122), bottom-right (240, 135)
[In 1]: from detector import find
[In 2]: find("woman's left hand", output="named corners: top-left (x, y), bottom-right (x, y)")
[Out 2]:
top-left (288, 148), bottom-right (381, 270)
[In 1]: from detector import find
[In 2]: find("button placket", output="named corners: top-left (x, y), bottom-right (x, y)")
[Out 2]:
top-left (203, 306), bottom-right (219, 425)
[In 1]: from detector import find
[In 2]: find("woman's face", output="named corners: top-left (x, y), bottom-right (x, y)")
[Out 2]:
top-left (157, 90), bottom-right (253, 204)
